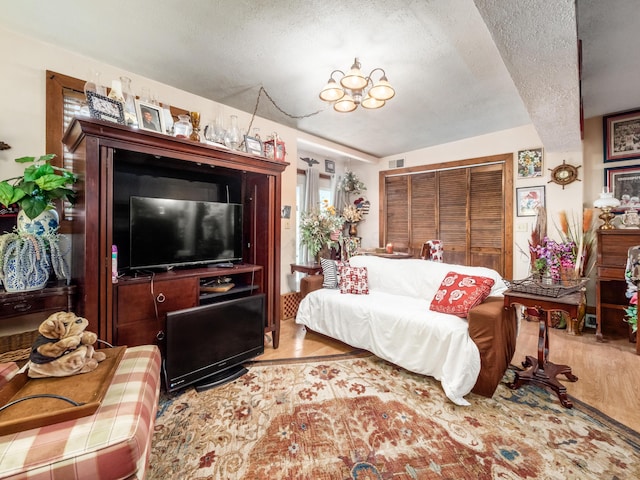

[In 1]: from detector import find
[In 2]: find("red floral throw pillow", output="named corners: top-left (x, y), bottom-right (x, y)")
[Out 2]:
top-left (338, 265), bottom-right (369, 295)
top-left (429, 272), bottom-right (495, 317)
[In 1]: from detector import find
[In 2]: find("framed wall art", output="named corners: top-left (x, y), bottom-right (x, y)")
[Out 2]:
top-left (135, 100), bottom-right (165, 133)
top-left (516, 185), bottom-right (545, 217)
top-left (605, 164), bottom-right (640, 211)
top-left (603, 108), bottom-right (640, 162)
top-left (517, 148), bottom-right (543, 178)
top-left (244, 135), bottom-right (263, 156)
top-left (86, 92), bottom-right (125, 125)
top-left (325, 159), bottom-right (335, 174)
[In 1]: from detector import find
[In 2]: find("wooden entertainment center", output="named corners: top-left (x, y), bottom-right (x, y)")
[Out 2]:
top-left (63, 117), bottom-right (287, 349)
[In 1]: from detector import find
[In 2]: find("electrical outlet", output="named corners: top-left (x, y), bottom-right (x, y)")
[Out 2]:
top-left (285, 220), bottom-right (290, 229)
top-left (516, 223), bottom-right (528, 232)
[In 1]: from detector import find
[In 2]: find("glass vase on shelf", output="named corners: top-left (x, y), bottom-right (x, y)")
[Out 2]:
top-left (84, 70), bottom-right (106, 96)
top-left (161, 103), bottom-right (174, 135)
top-left (120, 76), bottom-right (138, 127)
top-left (189, 111), bottom-right (201, 142)
top-left (224, 115), bottom-right (242, 150)
top-left (173, 114), bottom-right (193, 139)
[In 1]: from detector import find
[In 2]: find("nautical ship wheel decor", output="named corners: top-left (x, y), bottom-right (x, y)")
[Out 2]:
top-left (548, 160), bottom-right (581, 189)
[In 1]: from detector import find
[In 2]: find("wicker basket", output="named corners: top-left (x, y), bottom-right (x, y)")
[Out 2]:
top-left (505, 276), bottom-right (586, 298)
top-left (0, 329), bottom-right (39, 363)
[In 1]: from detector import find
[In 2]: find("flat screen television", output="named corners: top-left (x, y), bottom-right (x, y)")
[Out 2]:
top-left (129, 196), bottom-right (243, 270)
top-left (163, 294), bottom-right (265, 392)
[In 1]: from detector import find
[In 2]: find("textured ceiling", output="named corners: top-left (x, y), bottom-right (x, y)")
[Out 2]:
top-left (0, 0), bottom-right (636, 158)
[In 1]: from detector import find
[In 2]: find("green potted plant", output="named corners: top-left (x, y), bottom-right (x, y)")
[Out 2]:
top-left (0, 154), bottom-right (78, 221)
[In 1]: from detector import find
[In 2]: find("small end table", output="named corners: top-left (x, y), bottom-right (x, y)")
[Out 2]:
top-left (290, 263), bottom-right (322, 276)
top-left (504, 290), bottom-right (581, 408)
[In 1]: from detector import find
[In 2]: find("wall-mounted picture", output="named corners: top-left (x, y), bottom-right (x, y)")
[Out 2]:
top-left (516, 185), bottom-right (545, 217)
top-left (135, 100), bottom-right (165, 133)
top-left (603, 108), bottom-right (640, 162)
top-left (517, 148), bottom-right (543, 178)
top-left (86, 92), bottom-right (125, 125)
top-left (244, 135), bottom-right (263, 156)
top-left (605, 164), bottom-right (640, 211)
top-left (325, 159), bottom-right (335, 174)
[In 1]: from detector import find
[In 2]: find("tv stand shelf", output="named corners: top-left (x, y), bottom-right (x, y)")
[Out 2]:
top-left (113, 265), bottom-right (263, 347)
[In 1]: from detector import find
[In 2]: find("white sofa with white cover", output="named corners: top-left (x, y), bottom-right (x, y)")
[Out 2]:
top-left (296, 255), bottom-right (518, 406)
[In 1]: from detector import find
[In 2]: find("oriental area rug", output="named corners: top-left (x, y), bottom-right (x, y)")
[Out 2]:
top-left (149, 355), bottom-right (640, 479)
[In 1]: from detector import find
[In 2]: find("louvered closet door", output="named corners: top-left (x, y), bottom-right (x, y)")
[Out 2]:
top-left (384, 175), bottom-right (410, 250)
top-left (380, 154), bottom-right (512, 277)
top-left (410, 172), bottom-right (437, 255)
top-left (438, 169), bottom-right (468, 265)
top-left (469, 164), bottom-right (504, 272)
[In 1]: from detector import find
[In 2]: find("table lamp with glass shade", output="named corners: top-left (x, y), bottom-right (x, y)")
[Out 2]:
top-left (593, 187), bottom-right (621, 229)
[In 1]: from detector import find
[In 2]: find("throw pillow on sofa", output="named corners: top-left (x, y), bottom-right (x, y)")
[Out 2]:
top-left (430, 271), bottom-right (494, 317)
top-left (339, 265), bottom-right (369, 294)
top-left (321, 259), bottom-right (348, 289)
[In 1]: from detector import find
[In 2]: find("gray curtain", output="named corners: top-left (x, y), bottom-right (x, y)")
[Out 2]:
top-left (333, 174), bottom-right (345, 210)
top-left (301, 168), bottom-right (320, 263)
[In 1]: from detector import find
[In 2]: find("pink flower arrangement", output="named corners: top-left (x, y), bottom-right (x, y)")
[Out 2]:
top-left (530, 236), bottom-right (577, 281)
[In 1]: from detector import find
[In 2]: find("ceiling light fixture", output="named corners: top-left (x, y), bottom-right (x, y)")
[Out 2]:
top-left (319, 58), bottom-right (395, 112)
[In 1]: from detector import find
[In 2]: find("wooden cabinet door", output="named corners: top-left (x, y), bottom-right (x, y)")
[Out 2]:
top-left (114, 277), bottom-right (198, 347)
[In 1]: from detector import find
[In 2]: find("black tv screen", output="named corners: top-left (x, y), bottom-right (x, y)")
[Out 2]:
top-left (163, 294), bottom-right (265, 392)
top-left (129, 196), bottom-right (243, 270)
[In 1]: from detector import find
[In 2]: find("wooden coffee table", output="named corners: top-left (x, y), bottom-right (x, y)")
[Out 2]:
top-left (503, 290), bottom-right (581, 408)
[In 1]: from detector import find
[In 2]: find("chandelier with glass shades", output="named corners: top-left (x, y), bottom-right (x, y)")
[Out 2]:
top-left (319, 58), bottom-right (395, 112)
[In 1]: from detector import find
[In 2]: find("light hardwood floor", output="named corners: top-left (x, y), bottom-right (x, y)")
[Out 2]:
top-left (258, 317), bottom-right (640, 432)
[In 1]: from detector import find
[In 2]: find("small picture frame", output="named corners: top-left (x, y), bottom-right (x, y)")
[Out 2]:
top-left (584, 313), bottom-right (597, 329)
top-left (86, 91), bottom-right (125, 125)
top-left (605, 164), bottom-right (640, 212)
top-left (244, 135), bottom-right (263, 156)
top-left (135, 100), bottom-right (165, 133)
top-left (517, 148), bottom-right (543, 178)
top-left (516, 185), bottom-right (545, 217)
top-left (281, 205), bottom-right (291, 219)
top-left (325, 159), bottom-right (335, 174)
top-left (603, 108), bottom-right (640, 162)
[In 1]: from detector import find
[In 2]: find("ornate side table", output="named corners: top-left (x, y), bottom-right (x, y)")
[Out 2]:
top-left (503, 289), bottom-right (582, 408)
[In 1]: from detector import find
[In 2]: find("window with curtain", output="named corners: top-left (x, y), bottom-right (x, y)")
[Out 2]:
top-left (295, 168), bottom-right (333, 263)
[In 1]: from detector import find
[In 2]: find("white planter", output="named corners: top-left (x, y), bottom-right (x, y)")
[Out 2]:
top-left (1, 234), bottom-right (50, 292)
top-left (17, 208), bottom-right (59, 235)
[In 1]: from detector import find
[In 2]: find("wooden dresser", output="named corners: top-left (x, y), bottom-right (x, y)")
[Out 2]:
top-left (596, 229), bottom-right (640, 354)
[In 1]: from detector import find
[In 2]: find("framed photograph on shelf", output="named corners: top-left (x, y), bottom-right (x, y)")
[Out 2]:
top-left (603, 108), bottom-right (640, 162)
top-left (244, 135), bottom-right (263, 156)
top-left (86, 92), bottom-right (125, 125)
top-left (605, 164), bottom-right (640, 211)
top-left (325, 159), bottom-right (335, 174)
top-left (516, 185), bottom-right (545, 217)
top-left (135, 100), bottom-right (165, 133)
top-left (517, 148), bottom-right (543, 178)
